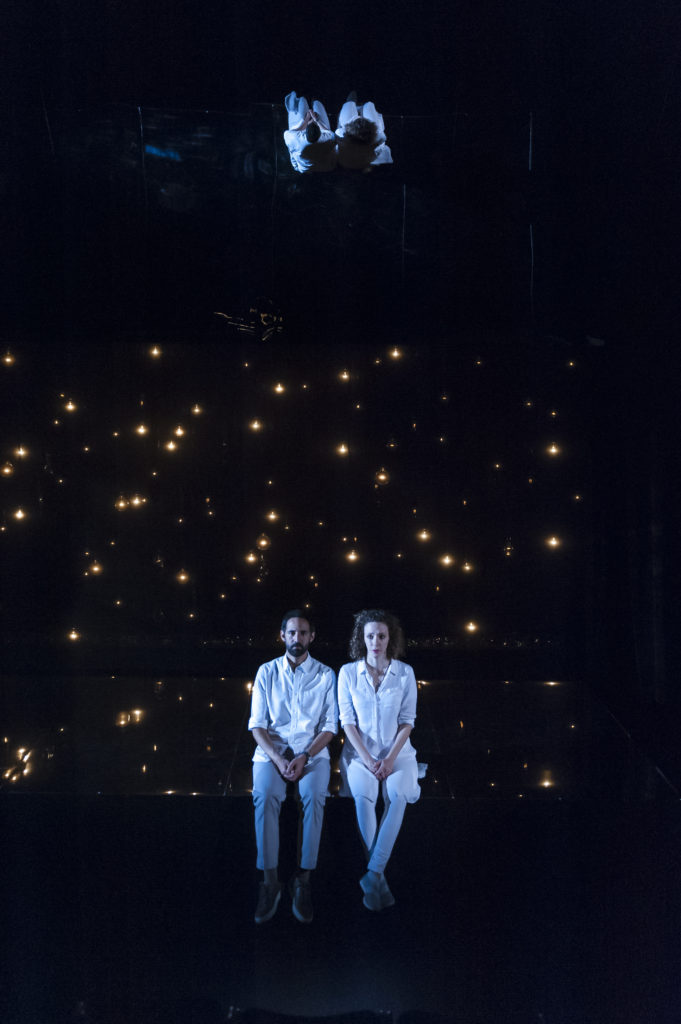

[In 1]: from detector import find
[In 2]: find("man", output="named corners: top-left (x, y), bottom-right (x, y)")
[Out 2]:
top-left (283, 92), bottom-right (338, 174)
top-left (248, 610), bottom-right (337, 924)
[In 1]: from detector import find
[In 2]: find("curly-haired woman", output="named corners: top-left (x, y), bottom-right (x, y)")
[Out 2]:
top-left (335, 96), bottom-right (393, 171)
top-left (338, 609), bottom-right (420, 910)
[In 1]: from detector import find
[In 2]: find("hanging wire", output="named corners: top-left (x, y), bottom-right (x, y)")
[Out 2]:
top-left (40, 88), bottom-right (55, 159)
top-left (528, 111), bottom-right (533, 172)
top-left (401, 182), bottom-right (407, 287)
top-left (529, 223), bottom-right (535, 320)
top-left (137, 106), bottom-right (150, 234)
top-left (528, 114), bottom-right (534, 322)
top-left (270, 103), bottom-right (279, 299)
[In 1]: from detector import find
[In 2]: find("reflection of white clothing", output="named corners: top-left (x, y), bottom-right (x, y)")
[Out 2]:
top-left (339, 659), bottom-right (419, 873)
top-left (253, 758), bottom-right (330, 871)
top-left (335, 99), bottom-right (393, 170)
top-left (283, 92), bottom-right (337, 173)
top-left (248, 654), bottom-right (338, 763)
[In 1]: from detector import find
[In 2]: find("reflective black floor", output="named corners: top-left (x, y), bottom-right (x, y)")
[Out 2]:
top-left (2, 674), bottom-right (680, 1024)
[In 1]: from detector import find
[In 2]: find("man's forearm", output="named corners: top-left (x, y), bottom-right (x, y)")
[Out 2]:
top-left (305, 730), bottom-right (335, 758)
top-left (251, 727), bottom-right (284, 764)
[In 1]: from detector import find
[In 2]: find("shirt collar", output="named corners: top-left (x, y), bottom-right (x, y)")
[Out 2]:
top-left (281, 653), bottom-right (315, 675)
top-left (360, 659), bottom-right (393, 677)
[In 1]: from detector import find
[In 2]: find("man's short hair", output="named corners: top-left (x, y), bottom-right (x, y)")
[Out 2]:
top-left (281, 609), bottom-right (314, 633)
top-left (306, 122), bottom-right (321, 144)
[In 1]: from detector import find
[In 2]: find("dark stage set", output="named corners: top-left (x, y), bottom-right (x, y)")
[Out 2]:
top-left (2, 3), bottom-right (681, 1023)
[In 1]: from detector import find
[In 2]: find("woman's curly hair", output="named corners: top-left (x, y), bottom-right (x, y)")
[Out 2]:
top-left (348, 609), bottom-right (406, 661)
top-left (343, 116), bottom-right (378, 145)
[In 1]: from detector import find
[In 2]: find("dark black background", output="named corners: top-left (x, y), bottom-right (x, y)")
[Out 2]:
top-left (3, 0), bottom-right (681, 747)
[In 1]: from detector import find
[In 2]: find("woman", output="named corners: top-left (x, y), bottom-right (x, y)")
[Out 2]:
top-left (335, 96), bottom-right (393, 171)
top-left (338, 609), bottom-right (420, 910)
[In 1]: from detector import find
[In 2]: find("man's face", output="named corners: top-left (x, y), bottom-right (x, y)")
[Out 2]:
top-left (281, 617), bottom-right (315, 661)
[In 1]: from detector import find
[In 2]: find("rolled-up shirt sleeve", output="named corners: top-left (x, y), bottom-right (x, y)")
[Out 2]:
top-left (397, 666), bottom-right (417, 727)
top-left (337, 664), bottom-right (358, 727)
top-left (247, 667), bottom-right (270, 731)
top-left (319, 670), bottom-right (339, 734)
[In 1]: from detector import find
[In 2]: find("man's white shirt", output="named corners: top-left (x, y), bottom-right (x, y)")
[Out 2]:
top-left (249, 654), bottom-right (338, 762)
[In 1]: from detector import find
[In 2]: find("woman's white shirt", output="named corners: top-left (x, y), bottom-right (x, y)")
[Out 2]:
top-left (338, 659), bottom-right (417, 760)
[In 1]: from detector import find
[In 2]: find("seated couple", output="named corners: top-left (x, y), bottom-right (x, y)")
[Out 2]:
top-left (249, 608), bottom-right (420, 925)
top-left (284, 92), bottom-right (393, 173)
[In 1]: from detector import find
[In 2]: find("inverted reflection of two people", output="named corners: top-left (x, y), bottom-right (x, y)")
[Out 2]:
top-left (284, 91), bottom-right (393, 173)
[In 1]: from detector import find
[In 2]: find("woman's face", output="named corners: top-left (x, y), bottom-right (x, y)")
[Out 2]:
top-left (364, 621), bottom-right (390, 661)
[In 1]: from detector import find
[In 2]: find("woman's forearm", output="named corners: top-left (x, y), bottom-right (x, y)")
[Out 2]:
top-left (343, 723), bottom-right (375, 765)
top-left (385, 723), bottom-right (412, 763)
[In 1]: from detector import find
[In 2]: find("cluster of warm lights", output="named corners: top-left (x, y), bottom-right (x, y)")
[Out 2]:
top-left (115, 494), bottom-right (148, 510)
top-left (0, 341), bottom-right (585, 643)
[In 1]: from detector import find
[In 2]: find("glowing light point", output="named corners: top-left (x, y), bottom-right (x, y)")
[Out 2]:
top-left (1, 462), bottom-right (14, 477)
top-left (503, 540), bottom-right (514, 557)
top-left (150, 346), bottom-right (162, 358)
top-left (64, 400), bottom-right (77, 412)
top-left (266, 510), bottom-right (279, 522)
top-left (439, 554), bottom-right (455, 567)
top-left (338, 370), bottom-right (350, 381)
top-left (249, 420), bottom-right (262, 432)
top-left (547, 443), bottom-right (561, 456)
top-left (546, 535), bottom-right (561, 548)
top-left (273, 383), bottom-right (285, 394)
top-left (417, 529), bottom-right (431, 542)
top-left (3, 351), bottom-right (15, 366)
top-left (89, 561), bottom-right (103, 575)
top-left (462, 562), bottom-right (474, 573)
top-left (374, 469), bottom-right (390, 485)
top-left (68, 629), bottom-right (80, 641)
top-left (573, 494), bottom-right (583, 502)
top-left (13, 508), bottom-right (26, 520)
top-left (191, 404), bottom-right (203, 415)
top-left (336, 443), bottom-right (349, 456)
top-left (136, 424), bottom-right (148, 435)
top-left (165, 440), bottom-right (177, 451)
top-left (256, 533), bottom-right (271, 550)
top-left (465, 621), bottom-right (478, 633)
top-left (14, 446), bottom-right (28, 459)
top-left (115, 497), bottom-right (129, 510)
top-left (389, 347), bottom-right (402, 359)
top-left (245, 551), bottom-right (258, 564)
top-left (176, 569), bottom-right (190, 583)
top-left (346, 550), bottom-right (359, 562)
top-left (173, 426), bottom-right (185, 437)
